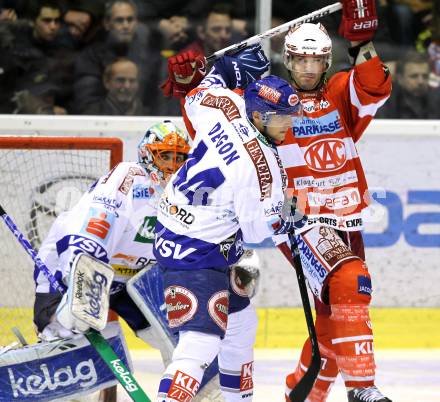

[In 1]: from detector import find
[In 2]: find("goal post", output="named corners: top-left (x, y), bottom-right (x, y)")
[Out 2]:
top-left (0, 136), bottom-right (123, 346)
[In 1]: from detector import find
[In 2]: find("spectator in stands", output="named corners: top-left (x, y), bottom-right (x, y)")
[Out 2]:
top-left (0, 6), bottom-right (16, 21)
top-left (12, 70), bottom-right (66, 115)
top-left (385, 0), bottom-right (433, 46)
top-left (182, 3), bottom-right (234, 60)
top-left (155, 3), bottom-right (235, 116)
top-left (376, 50), bottom-right (440, 118)
top-left (82, 58), bottom-right (146, 115)
top-left (0, 22), bottom-right (19, 112)
top-left (157, 15), bottom-right (194, 51)
top-left (60, 1), bottom-right (103, 50)
top-left (0, 1), bottom-right (74, 112)
top-left (427, 0), bottom-right (440, 87)
top-left (73, 0), bottom-right (159, 114)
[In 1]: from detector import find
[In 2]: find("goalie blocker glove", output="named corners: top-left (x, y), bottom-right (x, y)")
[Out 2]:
top-left (212, 44), bottom-right (270, 89)
top-left (339, 0), bottom-right (378, 42)
top-left (161, 50), bottom-right (207, 98)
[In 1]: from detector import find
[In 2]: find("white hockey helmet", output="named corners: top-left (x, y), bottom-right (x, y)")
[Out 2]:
top-left (138, 120), bottom-right (190, 181)
top-left (284, 23), bottom-right (332, 72)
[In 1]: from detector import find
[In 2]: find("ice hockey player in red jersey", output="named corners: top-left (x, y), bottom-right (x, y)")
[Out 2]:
top-left (279, 1), bottom-right (392, 402)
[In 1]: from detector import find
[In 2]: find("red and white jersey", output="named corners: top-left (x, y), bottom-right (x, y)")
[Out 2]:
top-left (278, 56), bottom-right (391, 232)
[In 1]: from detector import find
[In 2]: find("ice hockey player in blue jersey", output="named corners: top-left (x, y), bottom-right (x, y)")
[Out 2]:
top-left (155, 45), bottom-right (304, 402)
top-left (19, 121), bottom-right (195, 401)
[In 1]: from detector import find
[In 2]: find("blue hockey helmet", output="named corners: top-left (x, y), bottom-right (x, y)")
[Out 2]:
top-left (244, 75), bottom-right (301, 124)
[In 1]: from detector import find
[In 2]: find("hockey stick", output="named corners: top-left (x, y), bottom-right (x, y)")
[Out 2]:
top-left (206, 2), bottom-right (342, 62)
top-left (0, 204), bottom-right (152, 402)
top-left (277, 209), bottom-right (321, 401)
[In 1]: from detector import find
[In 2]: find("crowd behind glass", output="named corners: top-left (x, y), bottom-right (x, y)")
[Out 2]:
top-left (0, 0), bottom-right (439, 119)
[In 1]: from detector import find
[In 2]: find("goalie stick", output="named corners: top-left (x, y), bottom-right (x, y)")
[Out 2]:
top-left (206, 2), bottom-right (342, 62)
top-left (0, 203), bottom-right (152, 402)
top-left (277, 203), bottom-right (321, 402)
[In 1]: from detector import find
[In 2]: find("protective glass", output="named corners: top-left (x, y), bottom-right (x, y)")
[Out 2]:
top-left (261, 109), bottom-right (302, 129)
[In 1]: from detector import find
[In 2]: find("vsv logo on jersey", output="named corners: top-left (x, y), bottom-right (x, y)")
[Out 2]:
top-left (155, 237), bottom-right (196, 260)
top-left (8, 359), bottom-right (97, 398)
top-left (58, 235), bottom-right (109, 261)
top-left (304, 139), bottom-right (347, 172)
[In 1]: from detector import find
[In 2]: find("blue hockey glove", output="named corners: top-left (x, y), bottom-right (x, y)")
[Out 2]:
top-left (213, 44), bottom-right (270, 89)
top-left (273, 196), bottom-right (307, 235)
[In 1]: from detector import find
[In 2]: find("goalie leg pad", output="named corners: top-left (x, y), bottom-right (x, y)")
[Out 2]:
top-left (0, 322), bottom-right (130, 402)
top-left (126, 264), bottom-right (177, 367)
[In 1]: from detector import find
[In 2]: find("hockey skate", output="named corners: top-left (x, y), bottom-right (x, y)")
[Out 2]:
top-left (348, 386), bottom-right (392, 402)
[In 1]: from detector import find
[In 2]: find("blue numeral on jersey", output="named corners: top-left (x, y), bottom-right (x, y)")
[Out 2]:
top-left (173, 140), bottom-right (225, 206)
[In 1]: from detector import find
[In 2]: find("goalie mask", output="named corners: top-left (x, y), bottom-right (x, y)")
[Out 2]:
top-left (284, 23), bottom-right (332, 90)
top-left (138, 120), bottom-right (190, 183)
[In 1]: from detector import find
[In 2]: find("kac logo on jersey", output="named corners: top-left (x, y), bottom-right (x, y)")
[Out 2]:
top-left (304, 139), bottom-right (347, 172)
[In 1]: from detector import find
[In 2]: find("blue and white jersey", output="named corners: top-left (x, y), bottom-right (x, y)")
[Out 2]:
top-left (154, 75), bottom-right (287, 270)
top-left (35, 162), bottom-right (161, 294)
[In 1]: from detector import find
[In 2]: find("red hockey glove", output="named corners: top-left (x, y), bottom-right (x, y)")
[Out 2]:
top-left (338, 0), bottom-right (378, 42)
top-left (160, 50), bottom-right (207, 98)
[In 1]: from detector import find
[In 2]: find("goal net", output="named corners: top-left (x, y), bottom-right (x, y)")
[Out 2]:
top-left (0, 136), bottom-right (123, 346)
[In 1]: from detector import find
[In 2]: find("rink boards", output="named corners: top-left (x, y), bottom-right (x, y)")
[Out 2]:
top-left (0, 117), bottom-right (439, 350)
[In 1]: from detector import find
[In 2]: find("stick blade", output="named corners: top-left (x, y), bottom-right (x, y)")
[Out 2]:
top-left (288, 348), bottom-right (321, 402)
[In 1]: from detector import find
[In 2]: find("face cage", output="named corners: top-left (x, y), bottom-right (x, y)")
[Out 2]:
top-left (145, 144), bottom-right (189, 178)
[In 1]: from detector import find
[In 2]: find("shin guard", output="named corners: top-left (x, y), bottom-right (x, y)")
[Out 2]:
top-left (285, 315), bottom-right (337, 402)
top-left (328, 260), bottom-right (375, 388)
